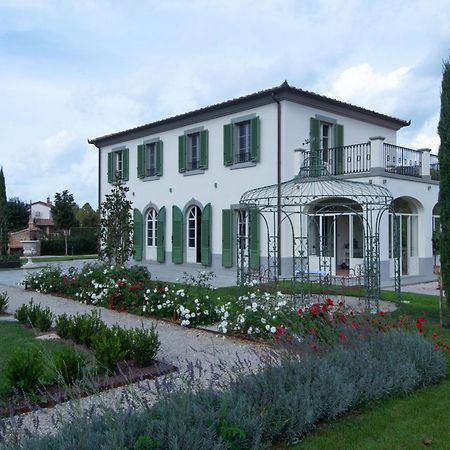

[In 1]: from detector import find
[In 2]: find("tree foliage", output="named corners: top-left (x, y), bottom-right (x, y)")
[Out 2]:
top-left (7, 197), bottom-right (29, 231)
top-left (438, 58), bottom-right (450, 312)
top-left (52, 190), bottom-right (79, 231)
top-left (0, 168), bottom-right (7, 255)
top-left (99, 179), bottom-right (134, 266)
top-left (76, 202), bottom-right (99, 228)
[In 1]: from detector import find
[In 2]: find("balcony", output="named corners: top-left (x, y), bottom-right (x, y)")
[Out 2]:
top-left (298, 140), bottom-right (438, 180)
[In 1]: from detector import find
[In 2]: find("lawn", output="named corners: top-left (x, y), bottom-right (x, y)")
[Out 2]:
top-left (282, 292), bottom-right (450, 450)
top-left (21, 255), bottom-right (98, 264)
top-left (0, 321), bottom-right (79, 401)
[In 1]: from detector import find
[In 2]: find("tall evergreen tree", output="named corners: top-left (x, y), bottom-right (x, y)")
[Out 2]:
top-left (438, 58), bottom-right (450, 313)
top-left (0, 168), bottom-right (8, 255)
top-left (52, 190), bottom-right (78, 255)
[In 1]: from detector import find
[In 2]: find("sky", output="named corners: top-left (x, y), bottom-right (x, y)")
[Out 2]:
top-left (1, 0), bottom-right (449, 208)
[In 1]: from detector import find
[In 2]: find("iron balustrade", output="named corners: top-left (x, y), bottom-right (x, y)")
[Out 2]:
top-left (312, 143), bottom-right (372, 175)
top-left (384, 143), bottom-right (422, 177)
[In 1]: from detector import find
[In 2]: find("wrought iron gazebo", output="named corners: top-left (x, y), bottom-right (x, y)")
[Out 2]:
top-left (238, 157), bottom-right (401, 311)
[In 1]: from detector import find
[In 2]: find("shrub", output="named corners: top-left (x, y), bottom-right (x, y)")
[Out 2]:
top-left (129, 325), bottom-right (160, 367)
top-left (14, 300), bottom-right (54, 331)
top-left (0, 290), bottom-right (9, 312)
top-left (91, 329), bottom-right (126, 373)
top-left (4, 346), bottom-right (44, 394)
top-left (53, 347), bottom-right (87, 385)
top-left (24, 266), bottom-right (66, 293)
top-left (69, 310), bottom-right (107, 347)
top-left (55, 313), bottom-right (72, 339)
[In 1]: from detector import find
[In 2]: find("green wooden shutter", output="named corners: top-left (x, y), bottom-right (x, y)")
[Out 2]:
top-left (107, 152), bottom-right (113, 183)
top-left (178, 135), bottom-right (186, 173)
top-left (133, 208), bottom-right (143, 261)
top-left (200, 130), bottom-right (209, 170)
top-left (122, 148), bottom-right (129, 181)
top-left (157, 206), bottom-right (166, 263)
top-left (223, 124), bottom-right (233, 166)
top-left (250, 117), bottom-right (260, 162)
top-left (137, 144), bottom-right (145, 178)
top-left (172, 205), bottom-right (183, 263)
top-left (249, 209), bottom-right (260, 270)
top-left (156, 141), bottom-right (163, 176)
top-left (222, 209), bottom-right (233, 268)
top-left (335, 124), bottom-right (344, 175)
top-left (310, 118), bottom-right (321, 176)
top-left (201, 203), bottom-right (212, 266)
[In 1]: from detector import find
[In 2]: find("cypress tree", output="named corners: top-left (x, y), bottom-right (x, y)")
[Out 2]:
top-left (438, 58), bottom-right (450, 313)
top-left (0, 168), bottom-right (8, 255)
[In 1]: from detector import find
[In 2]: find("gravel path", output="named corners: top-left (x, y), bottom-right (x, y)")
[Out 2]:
top-left (0, 285), bottom-right (268, 440)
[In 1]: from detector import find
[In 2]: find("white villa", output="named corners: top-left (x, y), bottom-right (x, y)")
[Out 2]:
top-left (89, 82), bottom-right (440, 287)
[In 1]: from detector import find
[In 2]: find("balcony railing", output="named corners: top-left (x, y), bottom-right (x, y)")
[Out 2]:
top-left (322, 143), bottom-right (371, 175)
top-left (383, 144), bottom-right (422, 178)
top-left (430, 154), bottom-right (440, 180)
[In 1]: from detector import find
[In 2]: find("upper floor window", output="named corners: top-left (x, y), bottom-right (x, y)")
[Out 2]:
top-left (107, 148), bottom-right (129, 183)
top-left (178, 130), bottom-right (209, 173)
top-left (137, 140), bottom-right (163, 179)
top-left (320, 122), bottom-right (334, 163)
top-left (224, 116), bottom-right (260, 167)
top-left (187, 132), bottom-right (200, 171)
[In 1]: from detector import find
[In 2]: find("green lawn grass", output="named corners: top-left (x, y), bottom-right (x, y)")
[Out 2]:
top-left (281, 292), bottom-right (450, 450)
top-left (0, 321), bottom-right (79, 400)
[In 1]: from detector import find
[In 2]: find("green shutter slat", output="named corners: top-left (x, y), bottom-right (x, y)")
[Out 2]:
top-left (222, 209), bottom-right (233, 268)
top-left (223, 124), bottom-right (233, 166)
top-left (156, 141), bottom-right (163, 176)
top-left (172, 205), bottom-right (183, 263)
top-left (249, 209), bottom-right (260, 270)
top-left (123, 148), bottom-right (129, 181)
top-left (107, 152), bottom-right (113, 183)
top-left (157, 206), bottom-right (165, 263)
top-left (178, 135), bottom-right (186, 173)
top-left (250, 117), bottom-right (260, 162)
top-left (201, 203), bottom-right (212, 266)
top-left (335, 124), bottom-right (344, 175)
top-left (200, 130), bottom-right (208, 170)
top-left (310, 118), bottom-right (321, 176)
top-left (137, 144), bottom-right (145, 178)
top-left (133, 208), bottom-right (143, 261)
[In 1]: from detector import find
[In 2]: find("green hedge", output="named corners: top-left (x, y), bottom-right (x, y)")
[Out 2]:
top-left (41, 234), bottom-right (98, 256)
top-left (5, 330), bottom-right (447, 449)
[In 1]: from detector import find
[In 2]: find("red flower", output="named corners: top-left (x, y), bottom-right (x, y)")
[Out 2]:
top-left (297, 308), bottom-right (303, 316)
top-left (434, 343), bottom-right (440, 350)
top-left (416, 316), bottom-right (425, 323)
top-left (275, 324), bottom-right (284, 337)
top-left (309, 327), bottom-right (316, 335)
top-left (310, 304), bottom-right (320, 316)
top-left (325, 298), bottom-right (334, 306)
top-left (131, 300), bottom-right (137, 306)
top-left (63, 275), bottom-right (68, 284)
top-left (339, 332), bottom-right (347, 343)
top-left (321, 304), bottom-right (328, 313)
top-left (340, 314), bottom-right (347, 323)
top-left (416, 317), bottom-right (425, 331)
top-left (379, 311), bottom-right (385, 317)
top-left (117, 280), bottom-right (127, 287)
top-left (338, 301), bottom-right (344, 307)
top-left (432, 331), bottom-right (438, 337)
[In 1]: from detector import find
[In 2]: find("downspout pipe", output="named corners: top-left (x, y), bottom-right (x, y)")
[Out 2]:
top-left (271, 92), bottom-right (282, 278)
top-left (88, 140), bottom-right (102, 211)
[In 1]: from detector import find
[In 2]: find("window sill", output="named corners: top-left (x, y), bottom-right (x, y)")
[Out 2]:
top-left (183, 169), bottom-right (205, 177)
top-left (141, 175), bottom-right (161, 182)
top-left (229, 161), bottom-right (257, 170)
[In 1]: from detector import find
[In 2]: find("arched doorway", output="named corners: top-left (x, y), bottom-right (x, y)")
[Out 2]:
top-left (390, 197), bottom-right (420, 276)
top-left (145, 208), bottom-right (158, 260)
top-left (186, 205), bottom-right (202, 263)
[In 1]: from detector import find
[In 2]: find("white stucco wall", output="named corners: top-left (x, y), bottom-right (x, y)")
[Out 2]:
top-left (31, 203), bottom-right (52, 219)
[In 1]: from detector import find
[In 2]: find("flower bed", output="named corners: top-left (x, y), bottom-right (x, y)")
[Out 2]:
top-left (22, 264), bottom-right (450, 352)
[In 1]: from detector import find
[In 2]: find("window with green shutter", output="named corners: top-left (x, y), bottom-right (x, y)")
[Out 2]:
top-left (334, 124), bottom-right (344, 174)
top-left (172, 205), bottom-right (183, 263)
top-left (179, 130), bottom-right (209, 173)
top-left (224, 116), bottom-right (260, 166)
top-left (201, 203), bottom-right (212, 266)
top-left (157, 206), bottom-right (166, 263)
top-left (222, 209), bottom-right (233, 268)
top-left (133, 208), bottom-right (143, 261)
top-left (178, 135), bottom-right (186, 173)
top-left (199, 130), bottom-right (208, 170)
top-left (108, 149), bottom-right (129, 183)
top-left (138, 141), bottom-right (163, 179)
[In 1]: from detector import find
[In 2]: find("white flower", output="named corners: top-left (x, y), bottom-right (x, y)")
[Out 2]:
top-left (142, 305), bottom-right (147, 312)
top-left (261, 318), bottom-right (266, 324)
top-left (270, 326), bottom-right (276, 333)
top-left (157, 304), bottom-right (162, 310)
top-left (265, 324), bottom-right (270, 331)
